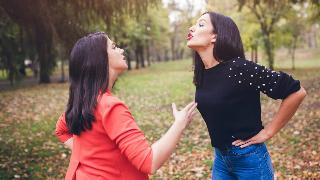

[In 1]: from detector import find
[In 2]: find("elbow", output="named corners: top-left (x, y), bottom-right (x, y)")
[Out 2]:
top-left (149, 166), bottom-right (157, 175)
top-left (149, 158), bottom-right (159, 175)
top-left (139, 165), bottom-right (157, 175)
top-left (298, 86), bottom-right (307, 99)
top-left (284, 86), bottom-right (307, 102)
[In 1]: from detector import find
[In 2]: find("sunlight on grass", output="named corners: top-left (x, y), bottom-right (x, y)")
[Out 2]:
top-left (0, 57), bottom-right (319, 179)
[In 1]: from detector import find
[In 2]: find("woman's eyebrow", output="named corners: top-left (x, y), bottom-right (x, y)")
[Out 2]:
top-left (198, 19), bottom-right (206, 23)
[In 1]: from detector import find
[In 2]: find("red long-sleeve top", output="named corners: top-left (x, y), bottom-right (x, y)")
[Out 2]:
top-left (55, 90), bottom-right (153, 180)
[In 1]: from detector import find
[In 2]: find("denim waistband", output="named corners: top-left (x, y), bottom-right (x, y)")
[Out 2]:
top-left (215, 143), bottom-right (266, 156)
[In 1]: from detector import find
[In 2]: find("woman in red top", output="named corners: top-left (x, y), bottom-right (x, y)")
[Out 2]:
top-left (55, 32), bottom-right (197, 180)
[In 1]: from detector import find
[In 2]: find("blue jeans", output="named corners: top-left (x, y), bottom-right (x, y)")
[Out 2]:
top-left (212, 143), bottom-right (274, 180)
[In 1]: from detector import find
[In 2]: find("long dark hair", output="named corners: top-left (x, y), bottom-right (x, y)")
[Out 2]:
top-left (66, 32), bottom-right (109, 135)
top-left (193, 12), bottom-right (245, 87)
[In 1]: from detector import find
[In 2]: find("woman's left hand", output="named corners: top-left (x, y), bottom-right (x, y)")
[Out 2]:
top-left (232, 129), bottom-right (273, 148)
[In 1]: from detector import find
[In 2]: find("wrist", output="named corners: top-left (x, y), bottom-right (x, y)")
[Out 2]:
top-left (173, 120), bottom-right (186, 132)
top-left (264, 127), bottom-right (275, 139)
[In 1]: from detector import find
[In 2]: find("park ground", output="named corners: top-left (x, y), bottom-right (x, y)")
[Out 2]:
top-left (0, 49), bottom-right (319, 179)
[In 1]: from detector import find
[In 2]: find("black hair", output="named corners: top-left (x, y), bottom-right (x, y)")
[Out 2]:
top-left (193, 12), bottom-right (245, 87)
top-left (66, 32), bottom-right (109, 135)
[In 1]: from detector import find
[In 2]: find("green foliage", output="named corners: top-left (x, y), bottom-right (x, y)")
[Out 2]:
top-left (0, 9), bottom-right (27, 84)
top-left (0, 0), bottom-right (319, 84)
top-left (0, 0), bottom-right (161, 83)
top-left (0, 55), bottom-right (320, 178)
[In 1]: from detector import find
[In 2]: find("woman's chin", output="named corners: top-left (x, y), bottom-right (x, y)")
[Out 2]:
top-left (187, 42), bottom-right (208, 51)
top-left (114, 66), bottom-right (127, 75)
top-left (187, 42), bottom-right (192, 48)
top-left (124, 65), bottom-right (128, 71)
top-left (187, 42), bottom-right (197, 50)
top-left (120, 64), bottom-right (128, 73)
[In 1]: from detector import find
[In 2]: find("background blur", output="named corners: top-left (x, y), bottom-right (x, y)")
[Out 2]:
top-left (0, 0), bottom-right (319, 179)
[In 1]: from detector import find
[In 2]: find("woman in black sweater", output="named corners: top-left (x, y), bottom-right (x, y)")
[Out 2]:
top-left (187, 12), bottom-right (307, 179)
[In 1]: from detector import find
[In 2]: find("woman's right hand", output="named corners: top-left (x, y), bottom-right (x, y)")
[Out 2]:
top-left (171, 102), bottom-right (197, 130)
top-left (150, 101), bottom-right (198, 174)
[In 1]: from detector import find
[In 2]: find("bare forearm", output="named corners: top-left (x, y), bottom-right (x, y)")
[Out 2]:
top-left (265, 87), bottom-right (307, 137)
top-left (150, 121), bottom-right (184, 174)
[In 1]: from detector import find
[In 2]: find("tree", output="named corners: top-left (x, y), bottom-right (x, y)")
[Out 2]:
top-left (206, 0), bottom-right (262, 62)
top-left (237, 0), bottom-right (293, 69)
top-left (237, 0), bottom-right (320, 69)
top-left (296, 0), bottom-right (320, 22)
top-left (280, 9), bottom-right (306, 69)
top-left (0, 8), bottom-right (27, 85)
top-left (108, 3), bottom-right (170, 69)
top-left (0, 0), bottom-right (160, 83)
top-left (167, 0), bottom-right (199, 61)
top-left (0, 0), bottom-right (63, 83)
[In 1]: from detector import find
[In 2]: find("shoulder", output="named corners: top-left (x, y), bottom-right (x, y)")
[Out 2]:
top-left (98, 92), bottom-right (128, 115)
top-left (100, 92), bottom-right (124, 105)
top-left (225, 58), bottom-right (267, 88)
top-left (228, 58), bottom-right (268, 76)
top-left (225, 58), bottom-right (252, 77)
top-left (230, 58), bottom-right (258, 69)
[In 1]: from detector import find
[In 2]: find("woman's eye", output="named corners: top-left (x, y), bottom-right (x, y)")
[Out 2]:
top-left (199, 24), bottom-right (204, 27)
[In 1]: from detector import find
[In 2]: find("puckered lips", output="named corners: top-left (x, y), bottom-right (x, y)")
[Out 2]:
top-left (121, 54), bottom-right (126, 62)
top-left (187, 32), bottom-right (193, 41)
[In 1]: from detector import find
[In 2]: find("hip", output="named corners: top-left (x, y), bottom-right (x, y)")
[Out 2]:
top-left (213, 143), bottom-right (274, 178)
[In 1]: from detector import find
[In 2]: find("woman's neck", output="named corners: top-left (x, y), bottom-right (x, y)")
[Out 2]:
top-left (108, 69), bottom-right (118, 91)
top-left (197, 46), bottom-right (219, 69)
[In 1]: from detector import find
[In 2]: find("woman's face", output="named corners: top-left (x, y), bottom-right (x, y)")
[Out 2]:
top-left (187, 13), bottom-right (216, 50)
top-left (107, 37), bottom-right (128, 73)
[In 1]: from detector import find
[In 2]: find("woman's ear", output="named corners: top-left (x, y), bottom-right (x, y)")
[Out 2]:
top-left (211, 34), bottom-right (217, 43)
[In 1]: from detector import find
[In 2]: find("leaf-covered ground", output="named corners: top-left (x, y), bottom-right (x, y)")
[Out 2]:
top-left (0, 59), bottom-right (319, 179)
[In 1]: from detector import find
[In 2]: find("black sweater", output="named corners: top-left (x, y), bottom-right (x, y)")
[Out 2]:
top-left (195, 58), bottom-right (301, 149)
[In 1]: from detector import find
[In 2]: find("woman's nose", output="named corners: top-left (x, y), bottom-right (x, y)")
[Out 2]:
top-left (189, 26), bottom-right (195, 32)
top-left (120, 49), bottom-right (124, 54)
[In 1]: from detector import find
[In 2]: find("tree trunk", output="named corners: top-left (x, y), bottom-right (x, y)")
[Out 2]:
top-left (60, 59), bottom-right (65, 82)
top-left (18, 26), bottom-right (27, 77)
top-left (291, 37), bottom-right (297, 70)
top-left (314, 29), bottom-right (318, 48)
top-left (251, 45), bottom-right (254, 61)
top-left (34, 22), bottom-right (54, 83)
top-left (262, 33), bottom-right (274, 70)
top-left (4, 51), bottom-right (16, 86)
top-left (171, 37), bottom-right (175, 60)
top-left (254, 46), bottom-right (258, 63)
top-left (127, 51), bottom-right (132, 70)
top-left (135, 48), bottom-right (140, 69)
top-left (146, 44), bottom-right (151, 66)
top-left (30, 53), bottom-right (38, 79)
top-left (164, 49), bottom-right (169, 61)
top-left (156, 53), bottom-right (161, 62)
top-left (179, 49), bottom-right (184, 60)
top-left (140, 46), bottom-right (145, 68)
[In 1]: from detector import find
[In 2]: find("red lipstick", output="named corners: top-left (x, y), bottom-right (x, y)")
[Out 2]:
top-left (187, 32), bottom-right (193, 41)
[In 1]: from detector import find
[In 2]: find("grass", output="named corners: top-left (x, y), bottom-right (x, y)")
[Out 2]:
top-left (0, 54), bottom-right (320, 179)
top-left (0, 70), bottom-right (7, 80)
top-left (257, 48), bottom-right (320, 69)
